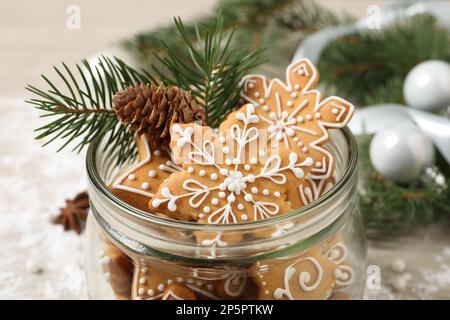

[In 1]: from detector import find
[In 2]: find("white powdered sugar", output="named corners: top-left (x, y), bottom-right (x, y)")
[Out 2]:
top-left (0, 99), bottom-right (87, 299)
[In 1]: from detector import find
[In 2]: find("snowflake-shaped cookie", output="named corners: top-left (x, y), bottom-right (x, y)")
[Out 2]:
top-left (240, 59), bottom-right (354, 208)
top-left (150, 104), bottom-right (313, 224)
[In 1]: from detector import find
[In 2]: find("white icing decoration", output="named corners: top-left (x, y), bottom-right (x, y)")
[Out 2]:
top-left (112, 136), bottom-right (181, 199)
top-left (112, 137), bottom-right (155, 198)
top-left (273, 257), bottom-right (323, 300)
top-left (154, 104), bottom-right (321, 224)
top-left (148, 170), bottom-right (157, 178)
top-left (201, 234), bottom-right (228, 259)
top-left (298, 175), bottom-right (334, 206)
top-left (334, 265), bottom-right (355, 287)
top-left (239, 59), bottom-right (355, 204)
top-left (100, 256), bottom-right (110, 265)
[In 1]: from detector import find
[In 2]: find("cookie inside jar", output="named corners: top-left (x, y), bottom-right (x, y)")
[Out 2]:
top-left (85, 59), bottom-right (365, 300)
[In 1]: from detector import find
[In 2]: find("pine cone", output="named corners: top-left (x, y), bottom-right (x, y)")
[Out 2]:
top-left (113, 84), bottom-right (205, 145)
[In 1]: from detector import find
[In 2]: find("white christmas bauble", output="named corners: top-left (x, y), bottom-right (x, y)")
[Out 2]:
top-left (369, 123), bottom-right (435, 184)
top-left (403, 60), bottom-right (450, 111)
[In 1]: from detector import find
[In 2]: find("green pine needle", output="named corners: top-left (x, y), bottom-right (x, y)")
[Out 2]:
top-left (26, 56), bottom-right (152, 164)
top-left (319, 14), bottom-right (450, 105)
top-left (152, 12), bottom-right (265, 127)
top-left (357, 135), bottom-right (450, 232)
top-left (27, 13), bottom-right (265, 164)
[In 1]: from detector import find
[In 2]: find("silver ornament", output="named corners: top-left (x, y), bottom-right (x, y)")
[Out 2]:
top-left (369, 123), bottom-right (435, 184)
top-left (403, 60), bottom-right (450, 111)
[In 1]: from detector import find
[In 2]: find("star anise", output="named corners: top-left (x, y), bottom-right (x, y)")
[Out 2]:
top-left (52, 191), bottom-right (90, 235)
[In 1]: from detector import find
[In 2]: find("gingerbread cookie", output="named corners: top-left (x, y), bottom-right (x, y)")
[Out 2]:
top-left (109, 135), bottom-right (181, 212)
top-left (162, 284), bottom-right (197, 300)
top-left (328, 291), bottom-right (350, 300)
top-left (149, 104), bottom-right (321, 224)
top-left (251, 236), bottom-right (355, 300)
top-left (101, 242), bottom-right (133, 300)
top-left (251, 248), bottom-right (337, 300)
top-left (240, 59), bottom-right (354, 208)
top-left (300, 175), bottom-right (335, 206)
top-left (192, 265), bottom-right (257, 299)
top-left (131, 259), bottom-right (253, 300)
top-left (320, 234), bottom-right (355, 289)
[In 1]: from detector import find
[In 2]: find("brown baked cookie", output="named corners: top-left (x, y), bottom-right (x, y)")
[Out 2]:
top-left (250, 248), bottom-right (338, 300)
top-left (109, 135), bottom-right (181, 212)
top-left (320, 234), bottom-right (355, 289)
top-left (101, 242), bottom-right (133, 300)
top-left (192, 265), bottom-right (257, 299)
top-left (240, 59), bottom-right (354, 209)
top-left (150, 106), bottom-right (317, 243)
top-left (162, 284), bottom-right (197, 300)
top-left (131, 259), bottom-right (255, 300)
top-left (149, 106), bottom-right (310, 224)
top-left (328, 291), bottom-right (350, 300)
top-left (299, 175), bottom-right (335, 206)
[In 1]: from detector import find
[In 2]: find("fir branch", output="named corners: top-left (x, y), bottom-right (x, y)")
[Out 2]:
top-left (26, 56), bottom-right (152, 164)
top-left (275, 0), bottom-right (351, 32)
top-left (357, 135), bottom-right (450, 232)
top-left (319, 14), bottom-right (450, 105)
top-left (152, 12), bottom-right (265, 127)
top-left (122, 0), bottom-right (308, 73)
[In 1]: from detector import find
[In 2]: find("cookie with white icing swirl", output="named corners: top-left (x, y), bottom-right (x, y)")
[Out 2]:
top-left (250, 248), bottom-right (337, 300)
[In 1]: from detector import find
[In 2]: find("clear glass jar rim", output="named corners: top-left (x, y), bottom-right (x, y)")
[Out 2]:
top-left (86, 127), bottom-right (358, 232)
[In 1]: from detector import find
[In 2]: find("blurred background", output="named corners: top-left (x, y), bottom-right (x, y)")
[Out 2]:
top-left (1, 0), bottom-right (450, 299)
top-left (0, 0), bottom-right (386, 97)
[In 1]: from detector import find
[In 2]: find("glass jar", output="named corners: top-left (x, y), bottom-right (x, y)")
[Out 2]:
top-left (84, 128), bottom-right (366, 300)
